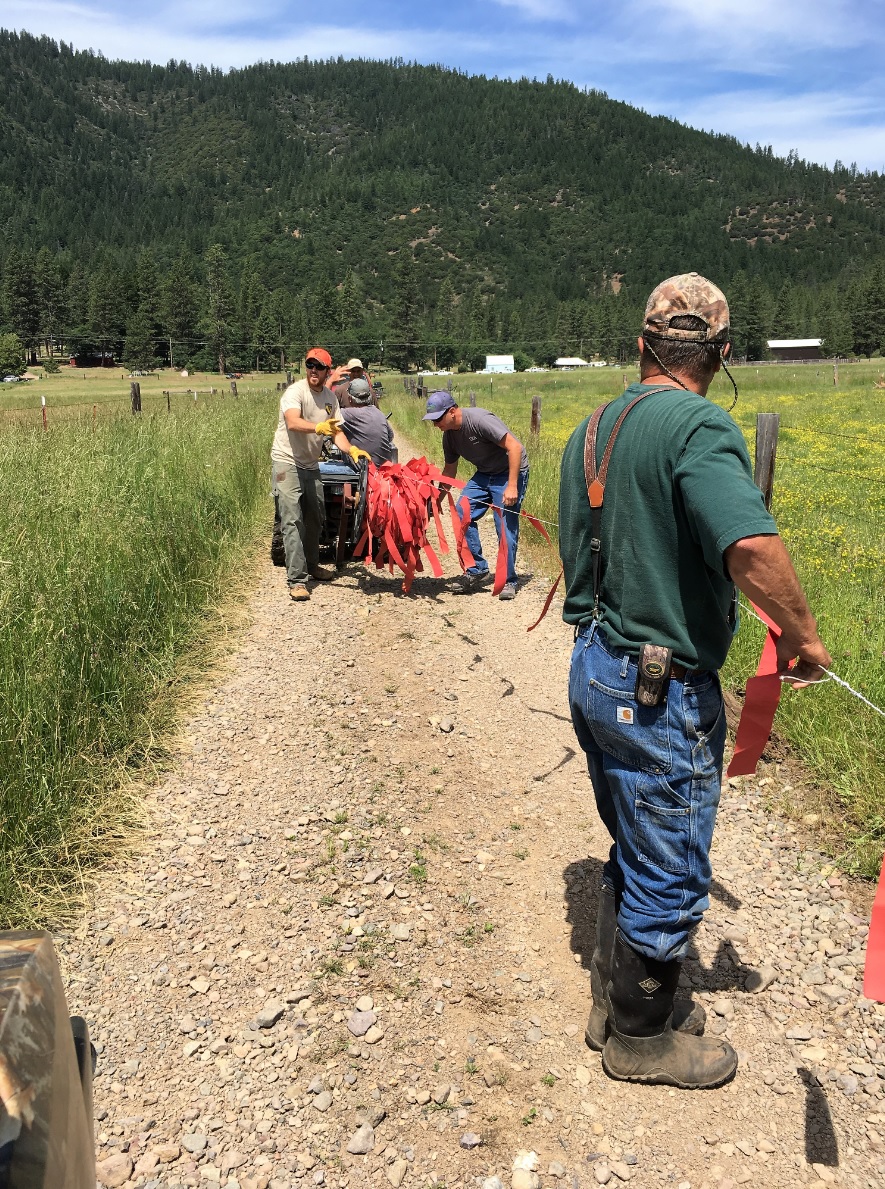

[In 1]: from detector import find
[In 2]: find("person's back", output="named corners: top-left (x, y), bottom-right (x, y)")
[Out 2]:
top-left (560, 383), bottom-right (772, 671)
top-left (339, 379), bottom-right (394, 465)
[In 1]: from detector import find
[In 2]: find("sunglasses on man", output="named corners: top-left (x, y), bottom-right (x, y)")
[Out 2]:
top-left (305, 359), bottom-right (328, 371)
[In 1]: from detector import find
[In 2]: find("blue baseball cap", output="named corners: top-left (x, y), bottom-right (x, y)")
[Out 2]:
top-left (422, 390), bottom-right (456, 421)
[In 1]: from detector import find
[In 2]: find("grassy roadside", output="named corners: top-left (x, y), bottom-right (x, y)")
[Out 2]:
top-left (385, 363), bottom-right (885, 875)
top-left (0, 395), bottom-right (277, 925)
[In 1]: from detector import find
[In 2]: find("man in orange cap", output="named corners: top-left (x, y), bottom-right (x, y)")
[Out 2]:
top-left (271, 348), bottom-right (368, 601)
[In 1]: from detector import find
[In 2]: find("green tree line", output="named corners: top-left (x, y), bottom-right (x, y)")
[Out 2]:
top-left (2, 242), bottom-right (884, 373)
top-left (1, 29), bottom-right (884, 371)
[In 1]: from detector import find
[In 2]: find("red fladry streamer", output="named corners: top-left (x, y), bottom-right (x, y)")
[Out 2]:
top-left (354, 457), bottom-right (550, 595)
top-left (726, 603), bottom-right (782, 778)
top-left (864, 855), bottom-right (885, 1003)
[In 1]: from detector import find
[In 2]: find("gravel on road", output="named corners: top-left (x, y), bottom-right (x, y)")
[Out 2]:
top-left (59, 516), bottom-right (885, 1189)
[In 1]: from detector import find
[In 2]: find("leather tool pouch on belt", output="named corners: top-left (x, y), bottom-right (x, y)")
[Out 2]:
top-left (584, 388), bottom-right (674, 706)
top-left (635, 643), bottom-right (673, 706)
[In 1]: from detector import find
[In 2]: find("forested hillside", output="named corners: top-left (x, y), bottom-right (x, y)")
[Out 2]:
top-left (1, 29), bottom-right (884, 370)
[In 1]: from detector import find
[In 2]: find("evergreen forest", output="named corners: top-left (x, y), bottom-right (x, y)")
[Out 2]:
top-left (1, 29), bottom-right (884, 372)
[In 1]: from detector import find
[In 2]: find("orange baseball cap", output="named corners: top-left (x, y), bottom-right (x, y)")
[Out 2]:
top-left (305, 347), bottom-right (332, 368)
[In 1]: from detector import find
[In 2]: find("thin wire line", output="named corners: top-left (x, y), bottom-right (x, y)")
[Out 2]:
top-left (459, 495), bottom-right (561, 532)
top-left (741, 601), bottom-right (885, 720)
top-left (777, 458), bottom-right (885, 488)
top-left (781, 427), bottom-right (885, 447)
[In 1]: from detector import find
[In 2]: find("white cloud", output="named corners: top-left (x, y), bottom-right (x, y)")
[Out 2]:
top-left (491, 0), bottom-right (576, 20)
top-left (635, 0), bottom-right (872, 53)
top-left (3, 4), bottom-right (419, 67)
top-left (663, 86), bottom-right (885, 171)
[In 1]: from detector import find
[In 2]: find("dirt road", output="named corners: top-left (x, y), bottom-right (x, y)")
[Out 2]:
top-left (60, 514), bottom-right (885, 1189)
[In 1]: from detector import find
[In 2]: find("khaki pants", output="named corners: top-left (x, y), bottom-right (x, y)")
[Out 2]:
top-left (271, 462), bottom-right (325, 585)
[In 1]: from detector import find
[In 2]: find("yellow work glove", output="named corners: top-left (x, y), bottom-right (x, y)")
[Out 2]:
top-left (348, 446), bottom-right (371, 465)
top-left (314, 416), bottom-right (342, 438)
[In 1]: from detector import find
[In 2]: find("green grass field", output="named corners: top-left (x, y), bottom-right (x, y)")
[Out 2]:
top-left (0, 359), bottom-right (882, 914)
top-left (387, 361), bottom-right (885, 875)
top-left (0, 371), bottom-right (279, 923)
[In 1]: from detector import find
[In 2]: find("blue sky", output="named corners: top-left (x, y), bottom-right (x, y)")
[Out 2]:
top-left (6, 0), bottom-right (885, 171)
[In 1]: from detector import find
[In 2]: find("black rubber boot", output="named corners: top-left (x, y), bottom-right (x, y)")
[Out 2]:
top-left (584, 888), bottom-right (706, 1052)
top-left (270, 505), bottom-right (286, 567)
top-left (602, 931), bottom-right (737, 1089)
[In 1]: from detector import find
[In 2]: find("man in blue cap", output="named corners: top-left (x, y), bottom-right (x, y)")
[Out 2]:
top-left (423, 391), bottom-right (529, 599)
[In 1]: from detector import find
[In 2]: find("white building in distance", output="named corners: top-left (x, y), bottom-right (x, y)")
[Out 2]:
top-left (483, 355), bottom-right (515, 373)
top-left (766, 339), bottom-right (823, 361)
top-left (554, 356), bottom-right (591, 369)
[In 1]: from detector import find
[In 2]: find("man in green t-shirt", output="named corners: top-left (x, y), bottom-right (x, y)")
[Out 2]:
top-left (560, 273), bottom-right (830, 1090)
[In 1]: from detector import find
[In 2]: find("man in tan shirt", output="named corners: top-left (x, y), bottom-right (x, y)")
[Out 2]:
top-left (271, 347), bottom-right (367, 602)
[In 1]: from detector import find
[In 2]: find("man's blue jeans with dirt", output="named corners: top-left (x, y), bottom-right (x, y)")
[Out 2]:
top-left (568, 621), bottom-right (726, 964)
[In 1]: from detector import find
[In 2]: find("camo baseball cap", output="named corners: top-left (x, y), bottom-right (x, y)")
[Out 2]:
top-left (643, 273), bottom-right (730, 343)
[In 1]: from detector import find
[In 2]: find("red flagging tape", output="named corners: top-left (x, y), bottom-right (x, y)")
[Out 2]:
top-left (527, 568), bottom-right (563, 632)
top-left (864, 853), bottom-right (885, 1003)
top-left (726, 603), bottom-right (782, 778)
top-left (355, 458), bottom-right (549, 594)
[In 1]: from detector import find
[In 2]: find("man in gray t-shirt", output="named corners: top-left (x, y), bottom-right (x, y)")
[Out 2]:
top-left (339, 378), bottom-right (395, 466)
top-left (423, 391), bottom-right (529, 600)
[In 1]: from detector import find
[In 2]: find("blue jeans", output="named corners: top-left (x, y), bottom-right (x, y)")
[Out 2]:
top-left (457, 469), bottom-right (529, 584)
top-left (568, 622), bottom-right (726, 963)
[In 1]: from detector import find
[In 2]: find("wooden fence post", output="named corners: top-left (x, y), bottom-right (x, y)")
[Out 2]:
top-left (230, 380), bottom-right (238, 397)
top-left (530, 395), bottom-right (542, 437)
top-left (92, 403), bottom-right (96, 432)
top-left (41, 395), bottom-right (47, 431)
top-left (754, 413), bottom-right (780, 511)
top-left (446, 376), bottom-right (453, 393)
top-left (833, 363), bottom-right (839, 387)
top-left (165, 390), bottom-right (171, 413)
top-left (130, 381), bottom-right (141, 414)
top-left (623, 373), bottom-right (628, 390)
top-left (286, 370), bottom-right (293, 385)
top-left (468, 391), bottom-right (477, 408)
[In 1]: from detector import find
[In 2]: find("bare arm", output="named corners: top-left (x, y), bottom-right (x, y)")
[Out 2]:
top-left (499, 433), bottom-right (523, 505)
top-left (284, 408), bottom-right (320, 433)
top-left (724, 534), bottom-right (831, 686)
top-left (442, 461), bottom-right (458, 481)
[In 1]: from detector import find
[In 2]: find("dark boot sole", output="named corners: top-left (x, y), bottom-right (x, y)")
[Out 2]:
top-left (601, 1053), bottom-right (737, 1090)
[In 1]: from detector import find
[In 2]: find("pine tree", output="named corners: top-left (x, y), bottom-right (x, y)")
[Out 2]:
top-left (337, 271), bottom-right (362, 333)
top-left (161, 251), bottom-right (199, 369)
top-left (818, 292), bottom-right (853, 358)
top-left (123, 308), bottom-right (157, 371)
top-left (88, 263), bottom-right (126, 361)
top-left (434, 275), bottom-right (457, 338)
top-left (744, 278), bottom-right (775, 360)
top-left (774, 280), bottom-right (801, 338)
top-left (2, 248), bottom-right (40, 361)
top-left (0, 332), bottom-right (25, 376)
top-left (203, 244), bottom-right (234, 373)
top-left (34, 248), bottom-right (65, 357)
top-left (253, 298), bottom-right (277, 371)
top-left (136, 248), bottom-right (161, 332)
top-left (389, 253), bottom-right (423, 371)
top-left (238, 263), bottom-right (264, 359)
top-left (853, 267), bottom-right (885, 357)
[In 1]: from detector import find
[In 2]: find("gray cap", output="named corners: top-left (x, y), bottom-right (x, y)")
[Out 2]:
top-left (347, 377), bottom-right (373, 405)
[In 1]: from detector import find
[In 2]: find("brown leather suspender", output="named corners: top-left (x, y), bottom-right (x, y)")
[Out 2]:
top-left (584, 387), bottom-right (671, 616)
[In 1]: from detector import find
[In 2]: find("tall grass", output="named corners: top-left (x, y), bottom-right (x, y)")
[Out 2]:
top-left (0, 399), bottom-right (275, 923)
top-left (387, 363), bottom-right (885, 874)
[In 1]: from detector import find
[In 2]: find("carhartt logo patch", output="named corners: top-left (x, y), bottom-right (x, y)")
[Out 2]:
top-left (616, 706), bottom-right (634, 724)
top-left (638, 977), bottom-right (661, 993)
